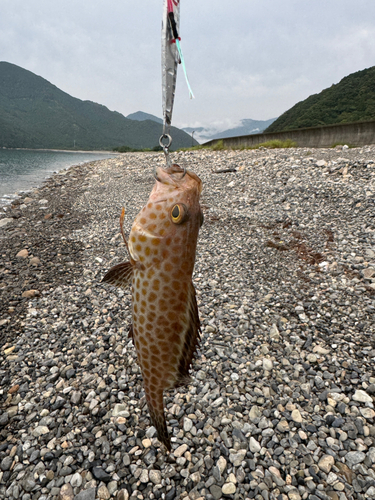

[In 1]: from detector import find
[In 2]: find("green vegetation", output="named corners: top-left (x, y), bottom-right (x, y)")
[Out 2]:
top-left (113, 145), bottom-right (163, 153)
top-left (212, 140), bottom-right (225, 151)
top-left (178, 138), bottom-right (296, 152)
top-left (248, 139), bottom-right (297, 149)
top-left (0, 62), bottom-right (194, 150)
top-left (266, 66), bottom-right (375, 133)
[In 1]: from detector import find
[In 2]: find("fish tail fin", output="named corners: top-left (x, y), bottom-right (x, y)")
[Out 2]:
top-left (147, 392), bottom-right (171, 451)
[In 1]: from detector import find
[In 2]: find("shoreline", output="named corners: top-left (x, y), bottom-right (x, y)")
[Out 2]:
top-left (0, 150), bottom-right (120, 207)
top-left (1, 148), bottom-right (119, 154)
top-left (0, 147), bottom-right (374, 499)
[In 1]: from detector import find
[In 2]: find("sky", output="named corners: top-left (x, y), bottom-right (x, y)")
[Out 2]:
top-left (1, 0), bottom-right (375, 134)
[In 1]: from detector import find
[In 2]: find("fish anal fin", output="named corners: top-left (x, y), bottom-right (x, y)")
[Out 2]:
top-left (102, 261), bottom-right (133, 288)
top-left (173, 282), bottom-right (201, 388)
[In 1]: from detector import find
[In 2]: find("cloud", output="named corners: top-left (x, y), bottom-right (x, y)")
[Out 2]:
top-left (1, 0), bottom-right (375, 129)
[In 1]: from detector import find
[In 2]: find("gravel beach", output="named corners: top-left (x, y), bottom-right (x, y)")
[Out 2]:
top-left (0, 147), bottom-right (375, 500)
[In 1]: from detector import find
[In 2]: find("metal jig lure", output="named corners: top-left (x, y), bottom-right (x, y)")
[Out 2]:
top-left (160, 0), bottom-right (193, 169)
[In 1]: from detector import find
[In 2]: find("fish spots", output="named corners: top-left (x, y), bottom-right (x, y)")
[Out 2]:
top-left (147, 268), bottom-right (155, 279)
top-left (140, 217), bottom-right (147, 225)
top-left (143, 360), bottom-right (150, 370)
top-left (131, 235), bottom-right (136, 243)
top-left (151, 344), bottom-right (160, 356)
top-left (147, 224), bottom-right (156, 232)
top-left (136, 244), bottom-right (142, 252)
top-left (167, 311), bottom-right (178, 322)
top-left (155, 204), bottom-right (162, 211)
top-left (145, 247), bottom-right (151, 256)
top-left (148, 312), bottom-right (156, 322)
top-left (165, 237), bottom-right (172, 247)
top-left (159, 228), bottom-right (166, 237)
top-left (152, 238), bottom-right (161, 246)
top-left (139, 315), bottom-right (145, 325)
top-left (152, 279), bottom-right (160, 291)
top-left (134, 304), bottom-right (138, 313)
top-left (139, 234), bottom-right (147, 242)
top-left (146, 322), bottom-right (153, 331)
top-left (140, 336), bottom-right (148, 346)
top-left (159, 300), bottom-right (168, 312)
top-left (148, 292), bottom-right (157, 302)
top-left (164, 262), bottom-right (173, 272)
top-left (160, 272), bottom-right (171, 283)
top-left (149, 212), bottom-right (157, 219)
top-left (159, 212), bottom-right (166, 219)
top-left (161, 249), bottom-right (169, 260)
top-left (141, 288), bottom-right (147, 296)
top-left (171, 255), bottom-right (179, 265)
top-left (172, 280), bottom-right (181, 291)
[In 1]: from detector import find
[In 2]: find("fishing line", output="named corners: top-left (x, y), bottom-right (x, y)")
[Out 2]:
top-left (160, 0), bottom-right (194, 168)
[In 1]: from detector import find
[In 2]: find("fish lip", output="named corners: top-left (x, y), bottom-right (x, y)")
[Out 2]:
top-left (155, 164), bottom-right (186, 185)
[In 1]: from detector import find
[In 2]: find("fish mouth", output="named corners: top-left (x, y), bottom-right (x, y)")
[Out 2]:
top-left (155, 164), bottom-right (186, 184)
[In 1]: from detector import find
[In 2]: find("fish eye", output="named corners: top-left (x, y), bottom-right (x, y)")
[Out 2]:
top-left (171, 204), bottom-right (188, 224)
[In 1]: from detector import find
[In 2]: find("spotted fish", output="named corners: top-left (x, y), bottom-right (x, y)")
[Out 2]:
top-left (103, 163), bottom-right (203, 450)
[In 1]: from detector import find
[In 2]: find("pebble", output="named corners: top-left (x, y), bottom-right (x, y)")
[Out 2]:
top-left (249, 437), bottom-right (261, 453)
top-left (318, 455), bottom-right (335, 473)
top-left (58, 484), bottom-right (74, 500)
top-left (1, 148), bottom-right (375, 500)
top-left (222, 482), bottom-right (236, 495)
top-left (353, 389), bottom-right (373, 402)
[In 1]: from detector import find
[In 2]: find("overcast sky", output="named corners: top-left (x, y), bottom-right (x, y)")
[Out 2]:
top-left (1, 0), bottom-right (375, 132)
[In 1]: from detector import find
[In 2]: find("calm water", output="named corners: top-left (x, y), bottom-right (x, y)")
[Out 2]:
top-left (0, 149), bottom-right (117, 206)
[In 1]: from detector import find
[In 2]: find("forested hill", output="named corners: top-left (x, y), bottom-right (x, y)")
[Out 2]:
top-left (266, 66), bottom-right (375, 133)
top-left (0, 62), bottom-right (194, 150)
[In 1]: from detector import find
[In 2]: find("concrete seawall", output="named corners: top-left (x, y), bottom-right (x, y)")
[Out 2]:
top-left (203, 119), bottom-right (375, 148)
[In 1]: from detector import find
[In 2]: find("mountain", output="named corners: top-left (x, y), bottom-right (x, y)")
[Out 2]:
top-left (182, 118), bottom-right (277, 143)
top-left (266, 66), bottom-right (375, 133)
top-left (126, 111), bottom-right (163, 125)
top-left (0, 62), bottom-right (194, 150)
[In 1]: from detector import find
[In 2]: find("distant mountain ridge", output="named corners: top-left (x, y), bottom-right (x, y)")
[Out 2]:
top-left (127, 112), bottom-right (277, 144)
top-left (126, 111), bottom-right (163, 125)
top-left (192, 118), bottom-right (277, 142)
top-left (0, 62), bottom-right (194, 150)
top-left (266, 66), bottom-right (375, 133)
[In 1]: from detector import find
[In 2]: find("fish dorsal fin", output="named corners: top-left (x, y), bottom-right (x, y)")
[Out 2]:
top-left (173, 282), bottom-right (201, 388)
top-left (102, 261), bottom-right (133, 288)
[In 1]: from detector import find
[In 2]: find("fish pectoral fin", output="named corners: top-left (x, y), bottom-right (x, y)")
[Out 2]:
top-left (173, 282), bottom-right (201, 388)
top-left (102, 261), bottom-right (133, 288)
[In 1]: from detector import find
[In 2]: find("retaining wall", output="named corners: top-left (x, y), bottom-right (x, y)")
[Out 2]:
top-left (203, 120), bottom-right (375, 149)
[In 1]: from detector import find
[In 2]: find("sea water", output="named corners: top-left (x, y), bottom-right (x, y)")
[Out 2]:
top-left (0, 149), bottom-right (117, 207)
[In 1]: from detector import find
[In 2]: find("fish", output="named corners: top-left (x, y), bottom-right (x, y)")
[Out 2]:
top-left (103, 163), bottom-right (203, 450)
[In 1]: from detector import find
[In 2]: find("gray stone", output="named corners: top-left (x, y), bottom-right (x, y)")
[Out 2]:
top-left (0, 456), bottom-right (13, 471)
top-left (345, 451), bottom-right (366, 466)
top-left (74, 489), bottom-right (97, 500)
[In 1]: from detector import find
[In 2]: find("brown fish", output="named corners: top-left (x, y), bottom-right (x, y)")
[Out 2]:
top-left (103, 163), bottom-right (203, 450)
